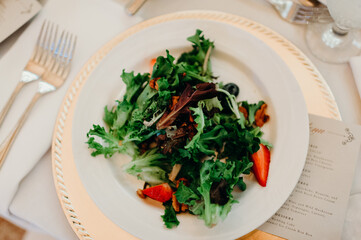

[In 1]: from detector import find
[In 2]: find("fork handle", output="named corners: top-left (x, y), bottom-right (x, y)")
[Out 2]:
top-left (126, 0), bottom-right (148, 15)
top-left (0, 92), bottom-right (42, 169)
top-left (0, 81), bottom-right (26, 128)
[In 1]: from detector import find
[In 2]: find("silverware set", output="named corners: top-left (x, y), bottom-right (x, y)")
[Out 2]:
top-left (0, 20), bottom-right (76, 168)
top-left (267, 0), bottom-right (332, 24)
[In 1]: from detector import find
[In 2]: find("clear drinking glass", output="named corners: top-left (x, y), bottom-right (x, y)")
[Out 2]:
top-left (306, 0), bottom-right (361, 63)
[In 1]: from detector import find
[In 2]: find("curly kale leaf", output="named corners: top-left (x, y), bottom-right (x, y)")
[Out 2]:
top-left (220, 121), bottom-right (261, 160)
top-left (121, 70), bottom-right (149, 103)
top-left (86, 124), bottom-right (137, 158)
top-left (175, 182), bottom-right (200, 206)
top-left (161, 201), bottom-right (180, 229)
top-left (187, 159), bottom-right (252, 227)
top-left (178, 29), bottom-right (215, 78)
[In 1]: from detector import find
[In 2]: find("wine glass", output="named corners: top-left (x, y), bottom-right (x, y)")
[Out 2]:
top-left (306, 0), bottom-right (361, 64)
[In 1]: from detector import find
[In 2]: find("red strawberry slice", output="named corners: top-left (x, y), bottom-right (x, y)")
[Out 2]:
top-left (251, 144), bottom-right (271, 187)
top-left (142, 183), bottom-right (173, 202)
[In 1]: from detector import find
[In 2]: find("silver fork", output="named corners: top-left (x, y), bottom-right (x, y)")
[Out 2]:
top-left (268, 0), bottom-right (332, 24)
top-left (0, 20), bottom-right (58, 128)
top-left (0, 30), bottom-right (77, 168)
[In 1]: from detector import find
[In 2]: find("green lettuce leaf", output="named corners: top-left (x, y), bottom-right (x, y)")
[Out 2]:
top-left (175, 183), bottom-right (200, 206)
top-left (121, 70), bottom-right (149, 103)
top-left (161, 201), bottom-right (180, 229)
top-left (86, 124), bottom-right (137, 158)
top-left (202, 97), bottom-right (223, 112)
top-left (123, 149), bottom-right (171, 185)
top-left (178, 29), bottom-right (214, 78)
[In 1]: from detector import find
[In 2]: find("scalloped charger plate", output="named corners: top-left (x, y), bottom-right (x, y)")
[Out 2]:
top-left (52, 11), bottom-right (340, 240)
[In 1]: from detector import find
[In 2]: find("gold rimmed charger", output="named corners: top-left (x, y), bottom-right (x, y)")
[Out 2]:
top-left (51, 10), bottom-right (340, 240)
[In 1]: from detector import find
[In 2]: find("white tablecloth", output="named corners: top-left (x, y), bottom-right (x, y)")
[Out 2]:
top-left (0, 0), bottom-right (360, 239)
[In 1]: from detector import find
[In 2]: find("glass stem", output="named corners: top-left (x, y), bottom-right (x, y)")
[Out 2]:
top-left (332, 23), bottom-right (350, 36)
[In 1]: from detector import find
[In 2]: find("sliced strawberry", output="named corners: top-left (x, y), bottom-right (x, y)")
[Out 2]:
top-left (142, 183), bottom-right (173, 202)
top-left (251, 144), bottom-right (271, 187)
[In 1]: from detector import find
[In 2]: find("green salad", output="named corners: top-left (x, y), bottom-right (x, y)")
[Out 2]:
top-left (86, 30), bottom-right (271, 228)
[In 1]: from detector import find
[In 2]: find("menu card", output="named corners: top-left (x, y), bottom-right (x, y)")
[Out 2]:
top-left (0, 0), bottom-right (42, 43)
top-left (259, 114), bottom-right (361, 240)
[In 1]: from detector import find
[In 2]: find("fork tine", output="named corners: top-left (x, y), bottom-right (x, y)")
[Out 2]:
top-left (59, 34), bottom-right (72, 68)
top-left (57, 33), bottom-right (76, 77)
top-left (54, 30), bottom-right (65, 56)
top-left (61, 34), bottom-right (77, 78)
top-left (304, 15), bottom-right (332, 22)
top-left (44, 22), bottom-right (54, 52)
top-left (49, 24), bottom-right (59, 55)
top-left (45, 24), bottom-right (59, 67)
top-left (53, 31), bottom-right (69, 74)
top-left (36, 21), bottom-right (51, 63)
top-left (39, 21), bottom-right (55, 65)
top-left (60, 32), bottom-right (70, 61)
top-left (298, 5), bottom-right (330, 14)
top-left (30, 20), bottom-right (46, 61)
top-left (54, 35), bottom-right (70, 75)
top-left (298, 8), bottom-right (330, 16)
top-left (67, 35), bottom-right (77, 64)
top-left (33, 20), bottom-right (50, 63)
top-left (59, 32), bottom-right (69, 57)
top-left (294, 12), bottom-right (332, 23)
top-left (297, 11), bottom-right (331, 20)
top-left (45, 30), bottom-right (64, 69)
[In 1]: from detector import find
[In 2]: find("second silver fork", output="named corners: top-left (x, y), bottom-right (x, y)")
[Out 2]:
top-left (0, 30), bottom-right (76, 168)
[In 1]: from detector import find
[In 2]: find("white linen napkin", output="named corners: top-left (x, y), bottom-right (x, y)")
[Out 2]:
top-left (350, 56), bottom-right (361, 99)
top-left (0, 0), bottom-right (141, 216)
top-left (9, 150), bottom-right (77, 239)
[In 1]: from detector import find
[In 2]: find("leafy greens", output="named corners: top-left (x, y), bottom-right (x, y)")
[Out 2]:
top-left (86, 29), bottom-right (270, 229)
